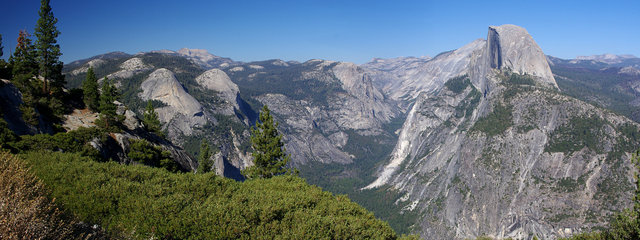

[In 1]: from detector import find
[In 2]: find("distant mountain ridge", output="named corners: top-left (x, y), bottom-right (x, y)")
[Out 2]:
top-left (575, 53), bottom-right (638, 64)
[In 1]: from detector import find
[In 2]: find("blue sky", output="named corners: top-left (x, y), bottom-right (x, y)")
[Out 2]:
top-left (1, 0), bottom-right (638, 64)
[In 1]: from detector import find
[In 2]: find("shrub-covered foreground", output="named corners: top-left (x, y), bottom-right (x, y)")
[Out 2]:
top-left (0, 151), bottom-right (75, 239)
top-left (20, 150), bottom-right (406, 239)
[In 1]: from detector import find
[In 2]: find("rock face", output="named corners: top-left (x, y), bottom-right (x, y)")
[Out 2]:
top-left (470, 25), bottom-right (558, 91)
top-left (62, 109), bottom-right (99, 131)
top-left (62, 52), bottom-right (249, 179)
top-left (0, 80), bottom-right (33, 135)
top-left (256, 93), bottom-right (355, 165)
top-left (176, 48), bottom-right (236, 69)
top-left (149, 48), bottom-right (236, 69)
top-left (90, 118), bottom-right (197, 172)
top-left (331, 62), bottom-right (397, 130)
top-left (363, 39), bottom-right (485, 106)
top-left (107, 57), bottom-right (152, 80)
top-left (365, 25), bottom-right (638, 239)
top-left (195, 69), bottom-right (239, 114)
top-left (139, 68), bottom-right (206, 137)
top-left (70, 59), bottom-right (106, 75)
top-left (250, 60), bottom-right (400, 165)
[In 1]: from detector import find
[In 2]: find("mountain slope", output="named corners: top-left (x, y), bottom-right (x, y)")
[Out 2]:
top-left (548, 55), bottom-right (640, 122)
top-left (365, 25), bottom-right (639, 239)
top-left (62, 51), bottom-right (402, 178)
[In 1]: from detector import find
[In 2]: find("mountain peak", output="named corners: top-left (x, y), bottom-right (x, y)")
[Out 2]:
top-left (145, 48), bottom-right (236, 69)
top-left (471, 24), bottom-right (557, 90)
top-left (177, 48), bottom-right (214, 58)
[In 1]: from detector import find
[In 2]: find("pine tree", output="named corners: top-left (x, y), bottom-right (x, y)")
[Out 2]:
top-left (197, 140), bottom-right (213, 174)
top-left (82, 67), bottom-right (99, 111)
top-left (0, 33), bottom-right (8, 79)
top-left (9, 30), bottom-right (40, 126)
top-left (10, 30), bottom-right (38, 78)
top-left (142, 101), bottom-right (162, 135)
top-left (34, 0), bottom-right (64, 94)
top-left (242, 105), bottom-right (291, 179)
top-left (97, 78), bottom-right (118, 129)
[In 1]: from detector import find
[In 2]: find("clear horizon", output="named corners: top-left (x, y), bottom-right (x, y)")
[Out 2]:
top-left (1, 0), bottom-right (639, 64)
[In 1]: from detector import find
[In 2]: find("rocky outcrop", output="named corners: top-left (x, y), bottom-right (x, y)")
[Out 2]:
top-left (139, 68), bottom-right (206, 137)
top-left (331, 62), bottom-right (398, 130)
top-left (107, 57), bottom-right (152, 80)
top-left (470, 25), bottom-right (558, 91)
top-left (90, 127), bottom-right (197, 172)
top-left (620, 66), bottom-right (640, 76)
top-left (62, 109), bottom-right (98, 131)
top-left (195, 69), bottom-right (239, 114)
top-left (176, 48), bottom-right (236, 69)
top-left (0, 80), bottom-right (34, 135)
top-left (148, 48), bottom-right (236, 69)
top-left (70, 59), bottom-right (106, 75)
top-left (362, 39), bottom-right (485, 106)
top-left (253, 60), bottom-right (400, 165)
top-left (72, 101), bottom-right (198, 171)
top-left (257, 94), bottom-right (354, 165)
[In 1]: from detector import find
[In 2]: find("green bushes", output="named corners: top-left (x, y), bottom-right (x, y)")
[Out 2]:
top-left (444, 75), bottom-right (471, 94)
top-left (0, 151), bottom-right (75, 239)
top-left (128, 138), bottom-right (179, 172)
top-left (21, 150), bottom-right (402, 239)
top-left (10, 127), bottom-right (102, 157)
top-left (471, 103), bottom-right (513, 136)
top-left (505, 72), bottom-right (536, 86)
top-left (545, 116), bottom-right (607, 153)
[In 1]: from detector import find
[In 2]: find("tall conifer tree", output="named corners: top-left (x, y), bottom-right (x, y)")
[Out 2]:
top-left (97, 78), bottom-right (119, 129)
top-left (242, 105), bottom-right (291, 179)
top-left (34, 0), bottom-right (64, 94)
top-left (197, 140), bottom-right (213, 174)
top-left (10, 30), bottom-right (38, 77)
top-left (0, 33), bottom-right (9, 79)
top-left (142, 101), bottom-right (162, 135)
top-left (82, 67), bottom-right (99, 111)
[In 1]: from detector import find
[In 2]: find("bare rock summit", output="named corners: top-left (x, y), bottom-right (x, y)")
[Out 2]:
top-left (139, 68), bottom-right (205, 137)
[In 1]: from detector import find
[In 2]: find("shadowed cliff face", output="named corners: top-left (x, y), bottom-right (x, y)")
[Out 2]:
top-left (488, 27), bottom-right (503, 70)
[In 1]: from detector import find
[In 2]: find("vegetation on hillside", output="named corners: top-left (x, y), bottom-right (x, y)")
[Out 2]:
top-left (444, 74), bottom-right (471, 94)
top-left (470, 103), bottom-right (513, 136)
top-left (196, 140), bottom-right (213, 173)
top-left (0, 151), bottom-right (75, 239)
top-left (19, 150), bottom-right (406, 239)
top-left (229, 60), bottom-right (347, 105)
top-left (552, 64), bottom-right (640, 123)
top-left (561, 151), bottom-right (640, 240)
